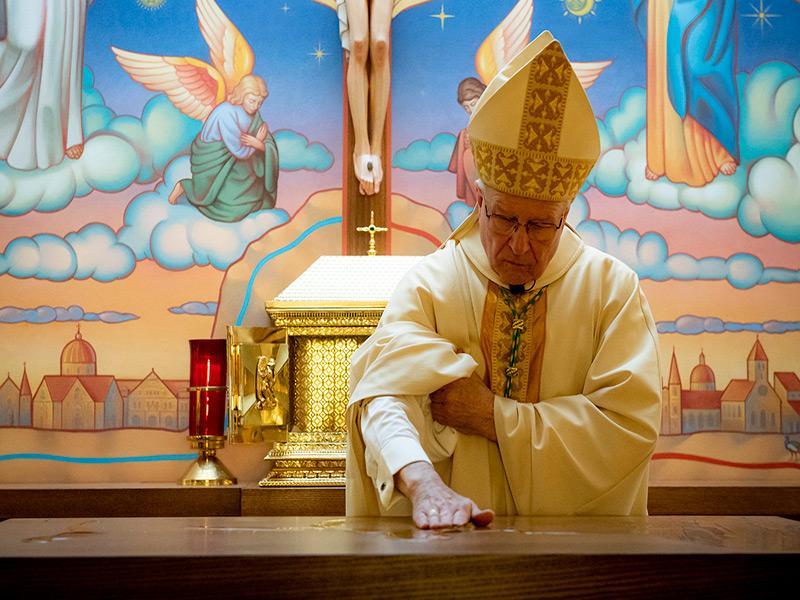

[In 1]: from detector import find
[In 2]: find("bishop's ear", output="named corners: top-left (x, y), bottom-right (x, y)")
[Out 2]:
top-left (474, 181), bottom-right (484, 207)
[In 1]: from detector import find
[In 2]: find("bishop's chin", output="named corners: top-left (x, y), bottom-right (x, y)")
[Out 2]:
top-left (497, 265), bottom-right (537, 287)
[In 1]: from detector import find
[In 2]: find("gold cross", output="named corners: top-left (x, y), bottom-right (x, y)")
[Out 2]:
top-left (356, 211), bottom-right (388, 256)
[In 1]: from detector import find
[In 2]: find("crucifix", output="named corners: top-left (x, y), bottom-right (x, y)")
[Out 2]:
top-left (341, 0), bottom-right (392, 257)
top-left (315, 0), bottom-right (433, 256)
top-left (356, 210), bottom-right (389, 256)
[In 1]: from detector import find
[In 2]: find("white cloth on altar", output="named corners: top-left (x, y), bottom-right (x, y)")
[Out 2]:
top-left (347, 212), bottom-right (662, 517)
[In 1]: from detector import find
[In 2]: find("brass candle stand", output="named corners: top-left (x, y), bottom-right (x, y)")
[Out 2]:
top-left (179, 384), bottom-right (237, 486)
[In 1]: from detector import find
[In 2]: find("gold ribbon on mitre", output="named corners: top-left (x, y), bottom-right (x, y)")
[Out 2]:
top-left (468, 30), bottom-right (600, 202)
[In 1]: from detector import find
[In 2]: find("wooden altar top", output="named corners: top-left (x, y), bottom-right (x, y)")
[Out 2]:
top-left (1, 515), bottom-right (798, 598)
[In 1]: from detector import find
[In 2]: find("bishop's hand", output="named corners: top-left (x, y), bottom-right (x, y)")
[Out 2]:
top-left (396, 461), bottom-right (494, 530)
top-left (430, 372), bottom-right (497, 441)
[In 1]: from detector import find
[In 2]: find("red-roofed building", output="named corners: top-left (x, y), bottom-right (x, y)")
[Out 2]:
top-left (681, 390), bottom-right (723, 432)
top-left (32, 375), bottom-right (122, 430)
top-left (662, 350), bottom-right (720, 434)
top-left (116, 379), bottom-right (141, 399)
top-left (60, 326), bottom-right (97, 376)
top-left (0, 365), bottom-right (33, 427)
top-left (19, 366), bottom-right (32, 426)
top-left (743, 339), bottom-right (780, 433)
top-left (0, 374), bottom-right (20, 426)
top-left (775, 372), bottom-right (800, 434)
top-left (163, 380), bottom-right (190, 430)
top-left (747, 337), bottom-right (768, 382)
top-left (720, 379), bottom-right (753, 432)
top-left (690, 351), bottom-right (715, 391)
top-left (124, 370), bottom-right (188, 430)
top-left (718, 338), bottom-right (781, 433)
top-left (661, 350), bottom-right (683, 434)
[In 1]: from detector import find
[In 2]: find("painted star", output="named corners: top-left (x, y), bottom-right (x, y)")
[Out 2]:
top-left (137, 0), bottom-right (167, 9)
top-left (743, 1), bottom-right (780, 33)
top-left (430, 4), bottom-right (454, 31)
top-left (281, 3), bottom-right (290, 13)
top-left (309, 43), bottom-right (329, 65)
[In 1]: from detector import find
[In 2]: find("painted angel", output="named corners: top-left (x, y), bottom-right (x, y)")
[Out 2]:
top-left (450, 0), bottom-right (612, 206)
top-left (112, 0), bottom-right (278, 222)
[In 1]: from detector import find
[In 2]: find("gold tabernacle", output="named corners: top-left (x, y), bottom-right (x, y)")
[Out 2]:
top-left (260, 255), bottom-right (421, 487)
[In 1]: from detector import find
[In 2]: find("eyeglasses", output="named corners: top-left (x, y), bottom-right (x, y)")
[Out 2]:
top-left (483, 204), bottom-right (564, 242)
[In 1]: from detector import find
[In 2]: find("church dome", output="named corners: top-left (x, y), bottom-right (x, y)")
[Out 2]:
top-left (60, 327), bottom-right (97, 375)
top-left (689, 351), bottom-right (715, 390)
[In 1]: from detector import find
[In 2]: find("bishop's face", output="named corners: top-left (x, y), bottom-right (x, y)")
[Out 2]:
top-left (477, 185), bottom-right (569, 286)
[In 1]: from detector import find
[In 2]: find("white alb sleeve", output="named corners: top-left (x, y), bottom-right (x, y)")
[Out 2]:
top-left (361, 395), bottom-right (458, 510)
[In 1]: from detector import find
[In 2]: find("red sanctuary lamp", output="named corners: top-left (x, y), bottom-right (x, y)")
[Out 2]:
top-left (179, 338), bottom-right (237, 486)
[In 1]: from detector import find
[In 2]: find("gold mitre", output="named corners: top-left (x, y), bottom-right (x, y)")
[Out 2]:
top-left (468, 31), bottom-right (600, 202)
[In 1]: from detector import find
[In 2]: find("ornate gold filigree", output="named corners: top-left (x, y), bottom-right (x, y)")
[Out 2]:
top-left (290, 336), bottom-right (366, 432)
top-left (268, 460), bottom-right (346, 469)
top-left (285, 326), bottom-right (377, 337)
top-left (259, 473), bottom-right (346, 487)
top-left (287, 431), bottom-right (347, 444)
top-left (267, 308), bottom-right (385, 329)
top-left (267, 444), bottom-right (346, 459)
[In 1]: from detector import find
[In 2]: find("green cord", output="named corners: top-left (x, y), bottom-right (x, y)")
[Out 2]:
top-left (499, 286), bottom-right (547, 398)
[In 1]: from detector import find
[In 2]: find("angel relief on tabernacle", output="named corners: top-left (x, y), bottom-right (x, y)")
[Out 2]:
top-left (112, 0), bottom-right (278, 223)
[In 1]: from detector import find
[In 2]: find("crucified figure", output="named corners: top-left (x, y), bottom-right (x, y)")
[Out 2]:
top-left (341, 0), bottom-right (392, 196)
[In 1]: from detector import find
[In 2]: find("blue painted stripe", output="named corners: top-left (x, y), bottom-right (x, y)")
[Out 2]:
top-left (235, 216), bottom-right (342, 325)
top-left (0, 453), bottom-right (195, 464)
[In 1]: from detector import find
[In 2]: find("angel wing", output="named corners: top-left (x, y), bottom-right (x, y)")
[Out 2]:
top-left (474, 0), bottom-right (533, 85)
top-left (195, 0), bottom-right (255, 93)
top-left (111, 47), bottom-right (226, 121)
top-left (392, 0), bottom-right (433, 18)
top-left (474, 0), bottom-right (611, 90)
top-left (310, 0), bottom-right (433, 19)
top-left (572, 60), bottom-right (612, 89)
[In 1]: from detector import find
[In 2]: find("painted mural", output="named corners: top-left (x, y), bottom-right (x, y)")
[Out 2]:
top-left (0, 0), bottom-right (798, 486)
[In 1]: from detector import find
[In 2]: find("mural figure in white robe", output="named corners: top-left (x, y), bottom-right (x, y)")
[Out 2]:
top-left (0, 0), bottom-right (89, 171)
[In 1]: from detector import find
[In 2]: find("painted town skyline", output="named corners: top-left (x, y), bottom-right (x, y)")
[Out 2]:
top-left (0, 326), bottom-right (189, 431)
top-left (2, 326), bottom-right (800, 441)
top-left (661, 337), bottom-right (800, 436)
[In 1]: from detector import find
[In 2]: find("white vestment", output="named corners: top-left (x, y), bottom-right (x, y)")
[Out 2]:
top-left (0, 0), bottom-right (87, 170)
top-left (347, 212), bottom-right (662, 516)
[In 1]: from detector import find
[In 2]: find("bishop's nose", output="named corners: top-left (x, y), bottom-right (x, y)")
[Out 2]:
top-left (508, 225), bottom-right (531, 255)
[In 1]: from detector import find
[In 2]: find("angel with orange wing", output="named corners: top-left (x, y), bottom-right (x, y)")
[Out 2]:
top-left (112, 0), bottom-right (278, 222)
top-left (449, 0), bottom-right (612, 207)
